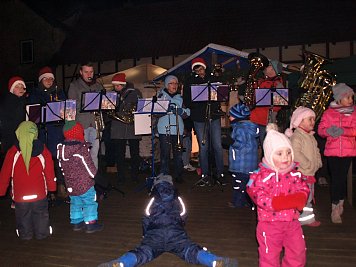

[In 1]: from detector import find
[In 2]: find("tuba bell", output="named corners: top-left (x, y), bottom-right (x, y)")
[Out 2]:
top-left (244, 52), bottom-right (269, 109)
top-left (294, 50), bottom-right (336, 120)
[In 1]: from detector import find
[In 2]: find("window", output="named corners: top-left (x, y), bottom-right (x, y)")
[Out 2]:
top-left (20, 40), bottom-right (34, 64)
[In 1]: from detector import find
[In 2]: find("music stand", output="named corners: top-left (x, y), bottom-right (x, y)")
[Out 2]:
top-left (255, 88), bottom-right (289, 107)
top-left (81, 91), bottom-right (125, 196)
top-left (134, 97), bottom-right (170, 192)
top-left (191, 82), bottom-right (227, 190)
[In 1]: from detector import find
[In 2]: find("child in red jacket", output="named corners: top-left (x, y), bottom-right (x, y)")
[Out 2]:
top-left (0, 121), bottom-right (56, 240)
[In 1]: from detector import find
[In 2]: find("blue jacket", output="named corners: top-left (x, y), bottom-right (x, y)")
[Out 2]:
top-left (142, 181), bottom-right (186, 235)
top-left (157, 89), bottom-right (190, 135)
top-left (228, 120), bottom-right (259, 174)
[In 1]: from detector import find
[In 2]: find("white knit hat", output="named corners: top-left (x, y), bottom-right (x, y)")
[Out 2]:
top-left (263, 124), bottom-right (294, 171)
top-left (285, 106), bottom-right (315, 137)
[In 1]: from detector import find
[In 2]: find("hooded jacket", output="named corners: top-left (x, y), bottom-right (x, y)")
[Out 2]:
top-left (57, 141), bottom-right (96, 196)
top-left (318, 105), bottom-right (356, 157)
top-left (229, 120), bottom-right (259, 173)
top-left (247, 163), bottom-right (309, 222)
top-left (142, 181), bottom-right (186, 236)
top-left (0, 140), bottom-right (56, 202)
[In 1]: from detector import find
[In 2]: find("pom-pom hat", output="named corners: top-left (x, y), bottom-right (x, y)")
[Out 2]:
top-left (229, 102), bottom-right (250, 120)
top-left (332, 83), bottom-right (354, 102)
top-left (285, 107), bottom-right (315, 137)
top-left (191, 57), bottom-right (207, 70)
top-left (38, 66), bottom-right (55, 82)
top-left (8, 76), bottom-right (26, 94)
top-left (112, 73), bottom-right (127, 85)
top-left (63, 121), bottom-right (84, 141)
top-left (263, 123), bottom-right (294, 171)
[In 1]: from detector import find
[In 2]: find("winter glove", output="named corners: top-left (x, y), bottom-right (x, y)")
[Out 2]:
top-left (176, 108), bottom-right (184, 116)
top-left (272, 192), bottom-right (307, 211)
top-left (326, 125), bottom-right (344, 138)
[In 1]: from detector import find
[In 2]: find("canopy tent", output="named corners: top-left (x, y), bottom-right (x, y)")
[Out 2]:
top-left (323, 55), bottom-right (356, 86)
top-left (98, 64), bottom-right (167, 97)
top-left (154, 43), bottom-right (251, 81)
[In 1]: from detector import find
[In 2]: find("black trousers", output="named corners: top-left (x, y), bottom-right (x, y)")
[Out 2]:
top-left (15, 198), bottom-right (50, 240)
top-left (327, 156), bottom-right (352, 203)
top-left (112, 139), bottom-right (140, 180)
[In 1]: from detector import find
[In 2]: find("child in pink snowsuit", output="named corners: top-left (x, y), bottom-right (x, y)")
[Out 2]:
top-left (247, 124), bottom-right (309, 267)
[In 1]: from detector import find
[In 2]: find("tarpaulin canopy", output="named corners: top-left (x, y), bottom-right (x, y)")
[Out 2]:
top-left (154, 43), bottom-right (251, 81)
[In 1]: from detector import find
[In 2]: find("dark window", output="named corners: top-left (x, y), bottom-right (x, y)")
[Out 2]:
top-left (21, 40), bottom-right (34, 64)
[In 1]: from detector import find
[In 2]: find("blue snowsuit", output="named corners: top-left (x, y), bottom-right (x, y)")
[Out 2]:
top-left (98, 177), bottom-right (238, 267)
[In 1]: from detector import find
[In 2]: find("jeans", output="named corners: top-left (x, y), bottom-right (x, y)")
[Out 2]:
top-left (194, 119), bottom-right (224, 176)
top-left (159, 134), bottom-right (183, 179)
top-left (84, 127), bottom-right (99, 169)
top-left (182, 132), bottom-right (192, 166)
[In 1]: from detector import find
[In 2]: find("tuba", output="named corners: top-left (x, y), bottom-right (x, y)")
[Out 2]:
top-left (294, 51), bottom-right (336, 120)
top-left (107, 103), bottom-right (136, 124)
top-left (244, 52), bottom-right (269, 109)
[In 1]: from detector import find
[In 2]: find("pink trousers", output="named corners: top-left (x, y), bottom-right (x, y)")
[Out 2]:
top-left (257, 220), bottom-right (306, 267)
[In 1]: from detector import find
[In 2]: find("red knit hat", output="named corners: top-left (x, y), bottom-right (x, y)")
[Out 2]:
top-left (8, 76), bottom-right (26, 94)
top-left (38, 66), bottom-right (55, 82)
top-left (112, 73), bottom-right (127, 85)
top-left (63, 121), bottom-right (84, 141)
top-left (191, 57), bottom-right (207, 70)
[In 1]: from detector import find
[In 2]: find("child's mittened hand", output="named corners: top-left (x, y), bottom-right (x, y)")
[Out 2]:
top-left (272, 193), bottom-right (307, 211)
top-left (326, 126), bottom-right (344, 137)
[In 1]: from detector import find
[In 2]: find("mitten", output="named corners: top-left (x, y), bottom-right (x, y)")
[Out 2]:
top-left (177, 108), bottom-right (184, 116)
top-left (272, 192), bottom-right (307, 211)
top-left (326, 126), bottom-right (344, 137)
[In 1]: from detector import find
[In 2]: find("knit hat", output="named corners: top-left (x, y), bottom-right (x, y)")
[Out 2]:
top-left (229, 102), bottom-right (250, 120)
top-left (112, 73), bottom-right (127, 85)
top-left (285, 106), bottom-right (315, 137)
top-left (164, 75), bottom-right (178, 88)
top-left (8, 76), bottom-right (26, 94)
top-left (15, 121), bottom-right (38, 174)
top-left (63, 121), bottom-right (84, 141)
top-left (153, 173), bottom-right (173, 186)
top-left (38, 66), bottom-right (55, 82)
top-left (191, 57), bottom-right (207, 70)
top-left (263, 123), bottom-right (294, 171)
top-left (270, 60), bottom-right (283, 75)
top-left (332, 83), bottom-right (354, 102)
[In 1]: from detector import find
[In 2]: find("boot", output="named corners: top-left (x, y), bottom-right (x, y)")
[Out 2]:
top-left (337, 200), bottom-right (344, 216)
top-left (72, 221), bottom-right (85, 231)
top-left (97, 252), bottom-right (137, 267)
top-left (216, 258), bottom-right (238, 267)
top-left (85, 221), bottom-right (103, 233)
top-left (216, 174), bottom-right (228, 186)
top-left (197, 249), bottom-right (218, 267)
top-left (331, 204), bottom-right (342, 224)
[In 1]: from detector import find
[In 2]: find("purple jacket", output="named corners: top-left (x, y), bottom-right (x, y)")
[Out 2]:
top-left (57, 141), bottom-right (97, 196)
top-left (318, 106), bottom-right (356, 157)
top-left (247, 163), bottom-right (309, 222)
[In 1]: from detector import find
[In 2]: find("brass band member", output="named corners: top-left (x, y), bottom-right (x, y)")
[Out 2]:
top-left (110, 73), bottom-right (142, 184)
top-left (68, 62), bottom-right (103, 168)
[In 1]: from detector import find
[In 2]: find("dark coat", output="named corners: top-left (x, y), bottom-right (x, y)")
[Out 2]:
top-left (27, 85), bottom-right (66, 157)
top-left (0, 92), bottom-right (26, 153)
top-left (183, 70), bottom-right (221, 122)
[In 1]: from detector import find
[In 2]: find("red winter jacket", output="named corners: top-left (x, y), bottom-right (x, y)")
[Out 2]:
top-left (0, 140), bottom-right (56, 202)
top-left (250, 76), bottom-right (284, 126)
top-left (318, 106), bottom-right (356, 157)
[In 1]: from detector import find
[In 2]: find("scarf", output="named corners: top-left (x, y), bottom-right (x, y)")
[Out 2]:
top-left (15, 121), bottom-right (38, 174)
top-left (330, 101), bottom-right (354, 114)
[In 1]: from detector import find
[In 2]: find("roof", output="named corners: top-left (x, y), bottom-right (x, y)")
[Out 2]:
top-left (52, 0), bottom-right (356, 65)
